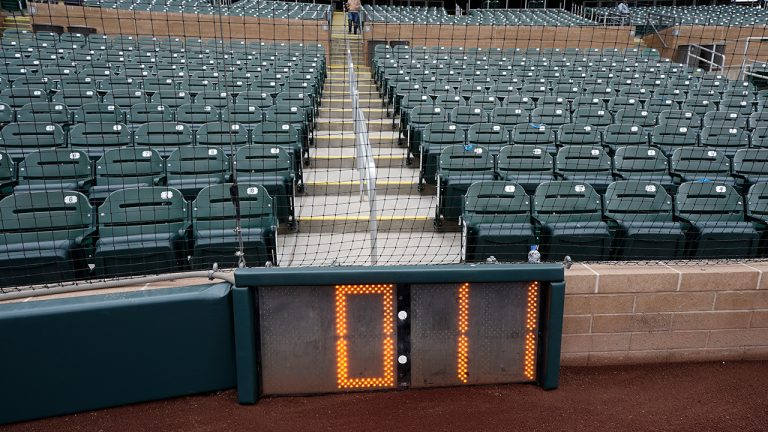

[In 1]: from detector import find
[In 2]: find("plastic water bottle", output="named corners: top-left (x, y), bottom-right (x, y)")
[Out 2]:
top-left (528, 245), bottom-right (541, 264)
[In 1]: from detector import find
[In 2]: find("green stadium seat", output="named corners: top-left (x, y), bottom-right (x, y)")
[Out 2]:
top-left (150, 89), bottom-right (193, 109)
top-left (73, 102), bottom-right (125, 123)
top-left (490, 106), bottom-right (529, 132)
top-left (90, 147), bottom-right (164, 202)
top-left (166, 146), bottom-right (229, 200)
top-left (0, 122), bottom-right (66, 161)
top-left (133, 122), bottom-right (193, 158)
top-left (1, 87), bottom-right (48, 108)
top-left (433, 94), bottom-right (465, 111)
top-left (407, 104), bottom-right (449, 162)
top-left (733, 149), bottom-right (768, 191)
top-left (191, 183), bottom-right (278, 268)
top-left (699, 125), bottom-right (750, 159)
top-left (746, 182), bottom-right (768, 254)
top-left (533, 180), bottom-right (610, 261)
top-left (658, 109), bottom-right (701, 129)
top-left (69, 122), bottom-right (132, 160)
top-left (221, 104), bottom-right (264, 125)
top-left (126, 103), bottom-right (173, 124)
top-left (531, 106), bottom-right (569, 127)
top-left (102, 89), bottom-right (147, 107)
top-left (462, 181), bottom-right (535, 262)
top-left (235, 91), bottom-right (274, 109)
top-left (16, 149), bottom-right (92, 194)
top-left (651, 124), bottom-right (698, 157)
top-left (670, 147), bottom-right (733, 185)
top-left (496, 145), bottom-right (555, 195)
top-left (195, 90), bottom-right (232, 108)
top-left (13, 77), bottom-right (55, 93)
top-left (0, 190), bottom-right (94, 286)
top-left (604, 180), bottom-right (684, 259)
top-left (94, 187), bottom-right (190, 277)
top-left (436, 144), bottom-right (495, 223)
top-left (675, 181), bottom-right (758, 258)
top-left (603, 123), bottom-right (647, 152)
top-left (418, 122), bottom-right (466, 188)
top-left (51, 88), bottom-right (100, 108)
top-left (512, 123), bottom-right (556, 155)
top-left (232, 145), bottom-right (296, 226)
top-left (16, 102), bottom-right (71, 124)
top-left (555, 145), bottom-right (613, 194)
top-left (557, 123), bottom-right (600, 146)
top-left (0, 151), bottom-right (15, 195)
top-left (613, 145), bottom-right (674, 192)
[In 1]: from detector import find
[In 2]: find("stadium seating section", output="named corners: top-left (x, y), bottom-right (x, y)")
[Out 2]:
top-left (584, 5), bottom-right (768, 26)
top-left (372, 43), bottom-right (768, 262)
top-left (83, 0), bottom-right (331, 20)
top-left (362, 5), bottom-right (595, 25)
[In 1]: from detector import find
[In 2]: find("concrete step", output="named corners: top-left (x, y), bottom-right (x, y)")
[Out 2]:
top-left (313, 130), bottom-right (400, 147)
top-left (303, 167), bottom-right (418, 195)
top-left (277, 231), bottom-right (461, 266)
top-left (310, 146), bottom-right (405, 168)
top-left (294, 194), bottom-right (436, 232)
top-left (315, 117), bottom-right (398, 132)
top-left (325, 82), bottom-right (377, 92)
top-left (318, 106), bottom-right (390, 120)
top-left (323, 97), bottom-right (384, 108)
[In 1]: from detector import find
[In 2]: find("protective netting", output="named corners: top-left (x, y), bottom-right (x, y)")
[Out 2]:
top-left (2, 1), bottom-right (768, 290)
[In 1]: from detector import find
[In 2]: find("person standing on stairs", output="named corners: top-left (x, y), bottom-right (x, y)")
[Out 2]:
top-left (347, 0), bottom-right (361, 35)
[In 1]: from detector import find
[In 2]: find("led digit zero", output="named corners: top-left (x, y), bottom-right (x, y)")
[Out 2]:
top-left (335, 284), bottom-right (395, 389)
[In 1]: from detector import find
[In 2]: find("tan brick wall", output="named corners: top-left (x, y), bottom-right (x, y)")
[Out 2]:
top-left (560, 263), bottom-right (768, 366)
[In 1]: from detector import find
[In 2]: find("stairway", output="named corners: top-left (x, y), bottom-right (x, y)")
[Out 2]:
top-left (277, 12), bottom-right (461, 267)
top-left (1, 14), bottom-right (31, 33)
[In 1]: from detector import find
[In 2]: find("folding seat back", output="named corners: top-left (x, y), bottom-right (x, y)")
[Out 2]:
top-left (407, 105), bottom-right (450, 158)
top-left (536, 96), bottom-right (568, 108)
top-left (608, 96), bottom-right (641, 112)
top-left (490, 106), bottom-right (529, 131)
top-left (1, 87), bottom-right (47, 108)
top-left (719, 97), bottom-right (754, 116)
top-left (496, 145), bottom-right (554, 194)
top-left (657, 109), bottom-right (701, 129)
top-left (102, 89), bottom-right (147, 107)
top-left (555, 145), bottom-right (613, 191)
top-left (221, 104), bottom-right (263, 124)
top-left (419, 122), bottom-right (466, 186)
top-left (531, 106), bottom-right (569, 126)
top-left (704, 109), bottom-right (743, 127)
top-left (16, 102), bottom-right (71, 124)
top-left (558, 123), bottom-right (600, 146)
top-left (166, 146), bottom-right (228, 199)
top-left (69, 122), bottom-right (132, 159)
top-left (603, 123), bottom-right (646, 150)
top-left (461, 180), bottom-right (535, 262)
top-left (519, 84), bottom-right (549, 100)
top-left (467, 122), bottom-right (508, 150)
top-left (616, 107), bottom-right (656, 128)
top-left (733, 148), bottom-right (768, 188)
top-left (16, 147), bottom-right (91, 194)
top-left (613, 145), bottom-right (672, 186)
top-left (13, 76), bottom-right (55, 93)
top-left (73, 102), bottom-right (124, 123)
top-left (51, 88), bottom-right (100, 108)
top-left (670, 147), bottom-right (731, 184)
top-left (436, 144), bottom-right (496, 221)
top-left (553, 84), bottom-right (582, 100)
top-left (504, 95), bottom-right (535, 111)
top-left (0, 122), bottom-right (65, 160)
top-left (191, 183), bottom-right (277, 268)
top-left (196, 122), bottom-right (249, 152)
top-left (176, 103), bottom-right (220, 126)
top-left (126, 103), bottom-right (173, 124)
top-left (604, 180), bottom-right (684, 258)
top-left (0, 190), bottom-right (93, 286)
top-left (699, 125), bottom-right (750, 157)
top-left (651, 124), bottom-right (698, 156)
top-left (141, 77), bottom-right (179, 92)
top-left (90, 147), bottom-right (164, 201)
top-left (468, 94), bottom-right (500, 112)
top-left (95, 186), bottom-right (189, 277)
top-left (134, 122), bottom-right (194, 156)
top-left (572, 107), bottom-right (612, 127)
top-left (512, 123), bottom-right (556, 153)
top-left (646, 97), bottom-right (677, 114)
top-left (746, 182), bottom-right (768, 224)
top-left (450, 106), bottom-right (487, 129)
top-left (434, 94), bottom-right (465, 111)
top-left (675, 181), bottom-right (758, 257)
top-left (532, 181), bottom-right (610, 260)
top-left (150, 89), bottom-right (193, 108)
top-left (232, 145), bottom-right (294, 225)
top-left (195, 90), bottom-right (232, 108)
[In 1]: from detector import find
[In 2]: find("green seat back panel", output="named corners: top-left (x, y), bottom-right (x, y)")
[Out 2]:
top-left (604, 180), bottom-right (673, 222)
top-left (463, 181), bottom-right (531, 224)
top-left (533, 181), bottom-right (603, 223)
top-left (675, 182), bottom-right (745, 223)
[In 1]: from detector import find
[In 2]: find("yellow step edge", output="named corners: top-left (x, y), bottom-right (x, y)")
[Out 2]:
top-left (312, 155), bottom-right (402, 160)
top-left (300, 215), bottom-right (429, 221)
top-left (307, 181), bottom-right (414, 185)
top-left (322, 107), bottom-right (386, 112)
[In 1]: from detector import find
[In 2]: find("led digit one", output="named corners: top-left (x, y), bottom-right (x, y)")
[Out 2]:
top-left (457, 283), bottom-right (470, 383)
top-left (524, 282), bottom-right (540, 380)
top-left (335, 284), bottom-right (395, 389)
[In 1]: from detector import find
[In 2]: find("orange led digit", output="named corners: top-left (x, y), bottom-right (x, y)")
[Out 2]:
top-left (335, 284), bottom-right (395, 389)
top-left (524, 282), bottom-right (540, 380)
top-left (457, 283), bottom-right (470, 383)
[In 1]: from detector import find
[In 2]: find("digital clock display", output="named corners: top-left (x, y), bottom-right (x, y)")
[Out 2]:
top-left (233, 264), bottom-right (565, 401)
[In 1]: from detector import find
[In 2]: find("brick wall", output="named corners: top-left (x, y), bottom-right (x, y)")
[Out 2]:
top-left (561, 263), bottom-right (768, 366)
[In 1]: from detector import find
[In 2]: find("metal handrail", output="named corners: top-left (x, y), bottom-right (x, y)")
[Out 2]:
top-left (346, 38), bottom-right (379, 265)
top-left (686, 43), bottom-right (725, 72)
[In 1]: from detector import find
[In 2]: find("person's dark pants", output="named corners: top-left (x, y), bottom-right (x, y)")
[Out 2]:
top-left (348, 11), bottom-right (359, 34)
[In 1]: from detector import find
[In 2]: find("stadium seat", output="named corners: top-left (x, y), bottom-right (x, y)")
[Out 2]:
top-left (670, 147), bottom-right (733, 185)
top-left (615, 108), bottom-right (656, 129)
top-left (126, 103), bottom-right (174, 124)
top-left (68, 122), bottom-right (132, 160)
top-left (604, 180), bottom-right (685, 259)
top-left (733, 149), bottom-right (768, 191)
top-left (51, 88), bottom-right (100, 108)
top-left (675, 181), bottom-right (759, 258)
top-left (89, 147), bottom-right (164, 202)
top-left (1, 87), bottom-right (47, 108)
top-left (102, 89), bottom-right (147, 107)
top-left (166, 146), bottom-right (229, 199)
top-left (196, 122), bottom-right (249, 156)
top-left (0, 122), bottom-right (66, 161)
top-left (15, 149), bottom-right (92, 194)
top-left (496, 145), bottom-right (555, 195)
top-left (462, 181), bottom-right (535, 262)
top-left (613, 145), bottom-right (675, 192)
top-left (221, 104), bottom-right (264, 125)
top-left (699, 125), bottom-right (750, 159)
top-left (0, 191), bottom-right (94, 286)
top-left (231, 145), bottom-right (296, 226)
top-left (191, 183), bottom-right (278, 268)
top-left (419, 122), bottom-right (466, 187)
top-left (555, 145), bottom-right (613, 193)
top-left (746, 182), bottom-right (768, 254)
top-left (572, 107), bottom-right (612, 128)
top-left (73, 102), bottom-right (125, 123)
top-left (436, 144), bottom-right (495, 223)
top-left (94, 187), bottom-right (190, 277)
top-left (557, 123), bottom-right (600, 146)
top-left (651, 124), bottom-right (698, 157)
top-left (533, 181), bottom-right (611, 261)
top-left (657, 109), bottom-right (701, 129)
top-left (406, 105), bottom-right (449, 161)
top-left (602, 123), bottom-right (647, 152)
